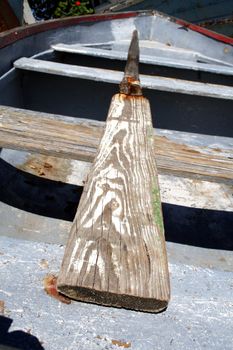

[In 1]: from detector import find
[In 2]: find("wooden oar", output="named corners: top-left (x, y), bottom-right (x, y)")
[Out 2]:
top-left (57, 30), bottom-right (170, 312)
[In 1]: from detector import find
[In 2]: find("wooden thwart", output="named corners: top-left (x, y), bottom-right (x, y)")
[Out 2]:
top-left (52, 42), bottom-right (233, 75)
top-left (0, 105), bottom-right (232, 185)
top-left (57, 31), bottom-right (170, 312)
top-left (14, 57), bottom-right (233, 100)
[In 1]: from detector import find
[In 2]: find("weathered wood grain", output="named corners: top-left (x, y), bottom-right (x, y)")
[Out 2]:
top-left (57, 94), bottom-right (170, 312)
top-left (0, 105), bottom-right (232, 184)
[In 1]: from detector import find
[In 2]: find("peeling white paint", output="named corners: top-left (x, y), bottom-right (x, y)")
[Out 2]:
top-left (159, 174), bottom-right (233, 211)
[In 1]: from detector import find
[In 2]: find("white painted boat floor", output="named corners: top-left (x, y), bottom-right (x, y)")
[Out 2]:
top-left (0, 235), bottom-right (232, 350)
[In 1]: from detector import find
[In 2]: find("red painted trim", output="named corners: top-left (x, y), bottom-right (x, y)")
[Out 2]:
top-left (175, 18), bottom-right (233, 45)
top-left (0, 11), bottom-right (141, 49)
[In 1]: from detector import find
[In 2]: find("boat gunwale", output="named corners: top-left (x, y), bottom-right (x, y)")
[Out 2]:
top-left (1, 10), bottom-right (233, 50)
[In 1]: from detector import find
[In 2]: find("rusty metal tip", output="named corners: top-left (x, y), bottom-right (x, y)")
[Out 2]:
top-left (119, 29), bottom-right (142, 96)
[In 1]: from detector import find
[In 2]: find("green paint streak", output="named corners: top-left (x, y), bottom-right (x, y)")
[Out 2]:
top-left (151, 182), bottom-right (164, 233)
top-left (146, 126), bottom-right (154, 143)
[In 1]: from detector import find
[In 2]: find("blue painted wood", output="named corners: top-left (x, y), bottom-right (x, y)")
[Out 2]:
top-left (124, 0), bottom-right (233, 22)
top-left (113, 0), bottom-right (233, 36)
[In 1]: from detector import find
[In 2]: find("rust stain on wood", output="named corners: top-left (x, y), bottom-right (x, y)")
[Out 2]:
top-left (18, 154), bottom-right (73, 183)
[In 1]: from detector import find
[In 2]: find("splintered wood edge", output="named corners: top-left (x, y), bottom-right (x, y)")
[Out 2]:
top-left (57, 285), bottom-right (168, 313)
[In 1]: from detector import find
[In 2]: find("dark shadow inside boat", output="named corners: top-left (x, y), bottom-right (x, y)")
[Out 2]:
top-left (0, 157), bottom-right (232, 251)
top-left (0, 157), bottom-right (82, 222)
top-left (1, 69), bottom-right (233, 138)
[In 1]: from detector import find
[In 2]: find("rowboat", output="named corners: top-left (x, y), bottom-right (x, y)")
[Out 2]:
top-left (0, 11), bottom-right (232, 349)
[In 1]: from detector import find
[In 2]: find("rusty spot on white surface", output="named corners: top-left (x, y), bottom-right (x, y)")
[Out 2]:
top-left (39, 259), bottom-right (49, 269)
top-left (43, 274), bottom-right (71, 305)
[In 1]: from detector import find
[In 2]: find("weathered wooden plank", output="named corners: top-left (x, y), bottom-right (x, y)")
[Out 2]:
top-left (57, 93), bottom-right (170, 312)
top-left (14, 57), bottom-right (233, 100)
top-left (0, 105), bottom-right (233, 184)
top-left (58, 30), bottom-right (169, 311)
top-left (0, 105), bottom-right (99, 163)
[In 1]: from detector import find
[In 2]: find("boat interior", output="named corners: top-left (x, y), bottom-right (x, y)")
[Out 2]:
top-left (0, 11), bottom-right (233, 348)
top-left (0, 11), bottom-right (232, 252)
top-left (1, 12), bottom-right (233, 136)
